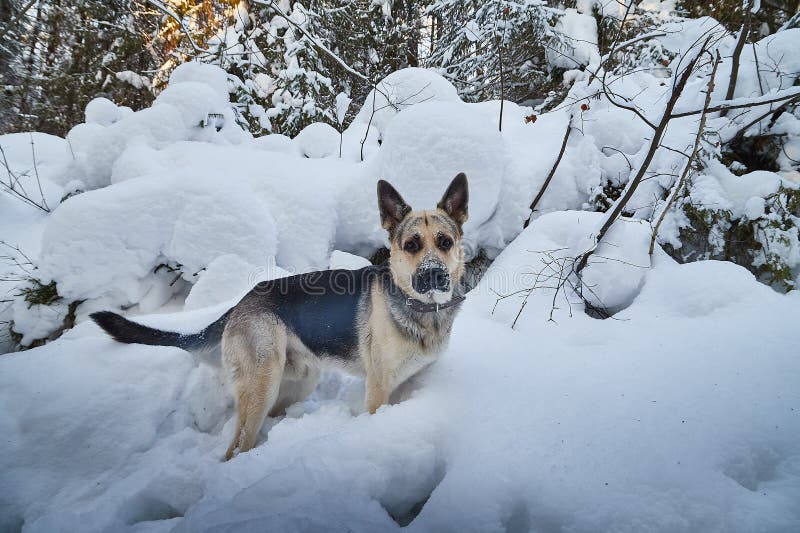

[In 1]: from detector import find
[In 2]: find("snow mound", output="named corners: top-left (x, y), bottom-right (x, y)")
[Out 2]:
top-left (352, 68), bottom-right (461, 136)
top-left (0, 132), bottom-right (70, 185)
top-left (252, 133), bottom-right (296, 154)
top-left (630, 259), bottom-right (775, 318)
top-left (66, 105), bottom-right (186, 189)
top-left (329, 250), bottom-right (371, 270)
top-left (65, 63), bottom-right (247, 190)
top-left (340, 123), bottom-right (380, 162)
top-left (294, 122), bottom-right (340, 158)
top-left (36, 175), bottom-right (278, 305)
top-left (482, 211), bottom-right (651, 321)
top-left (85, 97), bottom-right (126, 126)
top-left (168, 61), bottom-right (230, 101)
top-left (378, 101), bottom-right (504, 237)
top-left (580, 218), bottom-right (652, 311)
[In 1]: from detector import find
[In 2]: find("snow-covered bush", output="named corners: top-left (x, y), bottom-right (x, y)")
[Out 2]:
top-left (294, 122), bottom-right (341, 158)
top-left (378, 101), bottom-right (504, 235)
top-left (64, 63), bottom-right (249, 190)
top-left (669, 166), bottom-right (800, 290)
top-left (351, 68), bottom-right (461, 137)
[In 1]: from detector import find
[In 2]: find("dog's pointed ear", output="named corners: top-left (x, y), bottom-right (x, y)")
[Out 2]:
top-left (377, 179), bottom-right (411, 234)
top-left (438, 173), bottom-right (469, 227)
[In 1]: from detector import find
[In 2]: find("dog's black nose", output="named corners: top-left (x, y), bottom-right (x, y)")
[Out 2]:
top-left (413, 266), bottom-right (450, 294)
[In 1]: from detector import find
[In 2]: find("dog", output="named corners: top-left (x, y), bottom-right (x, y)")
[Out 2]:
top-left (92, 173), bottom-right (469, 460)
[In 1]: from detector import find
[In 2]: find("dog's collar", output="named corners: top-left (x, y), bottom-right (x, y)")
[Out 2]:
top-left (405, 295), bottom-right (465, 313)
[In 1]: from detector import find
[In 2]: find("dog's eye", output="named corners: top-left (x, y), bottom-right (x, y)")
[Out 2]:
top-left (403, 239), bottom-right (420, 253)
top-left (437, 236), bottom-right (453, 251)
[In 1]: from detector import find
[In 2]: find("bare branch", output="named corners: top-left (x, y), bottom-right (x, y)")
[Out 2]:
top-left (650, 51), bottom-right (722, 255)
top-left (576, 38), bottom-right (711, 274)
top-left (671, 87), bottom-right (800, 118)
top-left (720, 1), bottom-right (752, 118)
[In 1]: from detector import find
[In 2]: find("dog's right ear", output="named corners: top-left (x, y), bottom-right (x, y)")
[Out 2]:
top-left (377, 180), bottom-right (411, 235)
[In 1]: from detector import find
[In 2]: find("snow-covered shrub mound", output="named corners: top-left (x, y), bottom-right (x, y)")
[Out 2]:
top-left (35, 174), bottom-right (277, 304)
top-left (340, 123), bottom-right (380, 162)
top-left (168, 60), bottom-right (230, 101)
top-left (294, 122), bottom-right (340, 158)
top-left (483, 211), bottom-right (651, 321)
top-left (65, 62), bottom-right (248, 190)
top-left (0, 132), bottom-right (70, 186)
top-left (252, 133), bottom-right (296, 154)
top-left (378, 101), bottom-right (503, 238)
top-left (85, 97), bottom-right (131, 126)
top-left (352, 68), bottom-right (461, 136)
top-left (667, 162), bottom-right (800, 290)
top-left (579, 218), bottom-right (652, 311)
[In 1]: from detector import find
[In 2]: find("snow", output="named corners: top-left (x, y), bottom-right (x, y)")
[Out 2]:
top-left (0, 132), bottom-right (68, 351)
top-left (689, 162), bottom-right (785, 220)
top-left (9, 295), bottom-right (68, 346)
top-left (2, 212), bottom-right (800, 532)
top-left (547, 8), bottom-right (601, 69)
top-left (294, 121), bottom-right (341, 158)
top-left (335, 92), bottom-right (353, 126)
top-left (329, 250), bottom-right (372, 270)
top-left (85, 97), bottom-right (126, 126)
top-left (378, 101), bottom-right (504, 239)
top-left (65, 62), bottom-right (249, 190)
top-left (116, 70), bottom-right (151, 90)
top-left (352, 68), bottom-right (461, 137)
top-left (185, 255), bottom-right (289, 311)
top-left (34, 173), bottom-right (278, 305)
top-left (0, 132), bottom-right (70, 185)
top-left (252, 133), bottom-right (296, 154)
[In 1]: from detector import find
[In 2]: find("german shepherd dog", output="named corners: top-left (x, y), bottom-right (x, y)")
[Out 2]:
top-left (92, 174), bottom-right (469, 460)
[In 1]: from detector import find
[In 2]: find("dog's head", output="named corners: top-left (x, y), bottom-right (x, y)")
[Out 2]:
top-left (377, 173), bottom-right (468, 304)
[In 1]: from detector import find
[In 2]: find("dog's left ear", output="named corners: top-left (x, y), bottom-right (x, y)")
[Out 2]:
top-left (438, 172), bottom-right (469, 227)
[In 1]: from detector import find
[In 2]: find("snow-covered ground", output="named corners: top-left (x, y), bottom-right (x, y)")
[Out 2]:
top-left (2, 14), bottom-right (800, 532)
top-left (1, 212), bottom-right (799, 532)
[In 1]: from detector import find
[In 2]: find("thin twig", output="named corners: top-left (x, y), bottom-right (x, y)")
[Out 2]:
top-left (29, 134), bottom-right (49, 212)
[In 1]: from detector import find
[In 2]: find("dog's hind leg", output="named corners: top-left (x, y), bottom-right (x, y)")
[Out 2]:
top-left (222, 317), bottom-right (287, 460)
top-left (269, 351), bottom-right (321, 417)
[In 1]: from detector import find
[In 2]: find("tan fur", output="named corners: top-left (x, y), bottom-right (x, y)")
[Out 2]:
top-left (364, 282), bottom-right (442, 413)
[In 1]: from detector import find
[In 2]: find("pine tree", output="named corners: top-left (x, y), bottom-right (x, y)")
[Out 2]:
top-left (2, 1), bottom-right (156, 136)
top-left (426, 0), bottom-right (564, 103)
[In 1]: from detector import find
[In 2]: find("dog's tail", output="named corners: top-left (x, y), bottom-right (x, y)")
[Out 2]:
top-left (90, 310), bottom-right (231, 355)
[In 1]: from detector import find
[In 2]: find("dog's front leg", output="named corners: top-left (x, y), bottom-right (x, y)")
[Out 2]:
top-left (367, 376), bottom-right (391, 415)
top-left (364, 347), bottom-right (391, 414)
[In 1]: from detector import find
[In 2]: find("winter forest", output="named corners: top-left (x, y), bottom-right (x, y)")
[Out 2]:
top-left (2, 0), bottom-right (800, 531)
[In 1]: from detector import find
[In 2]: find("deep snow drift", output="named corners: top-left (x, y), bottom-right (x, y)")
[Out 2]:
top-left (1, 213), bottom-right (800, 533)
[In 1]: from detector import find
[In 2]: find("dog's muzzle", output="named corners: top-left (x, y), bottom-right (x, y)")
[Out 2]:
top-left (412, 263), bottom-right (451, 294)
